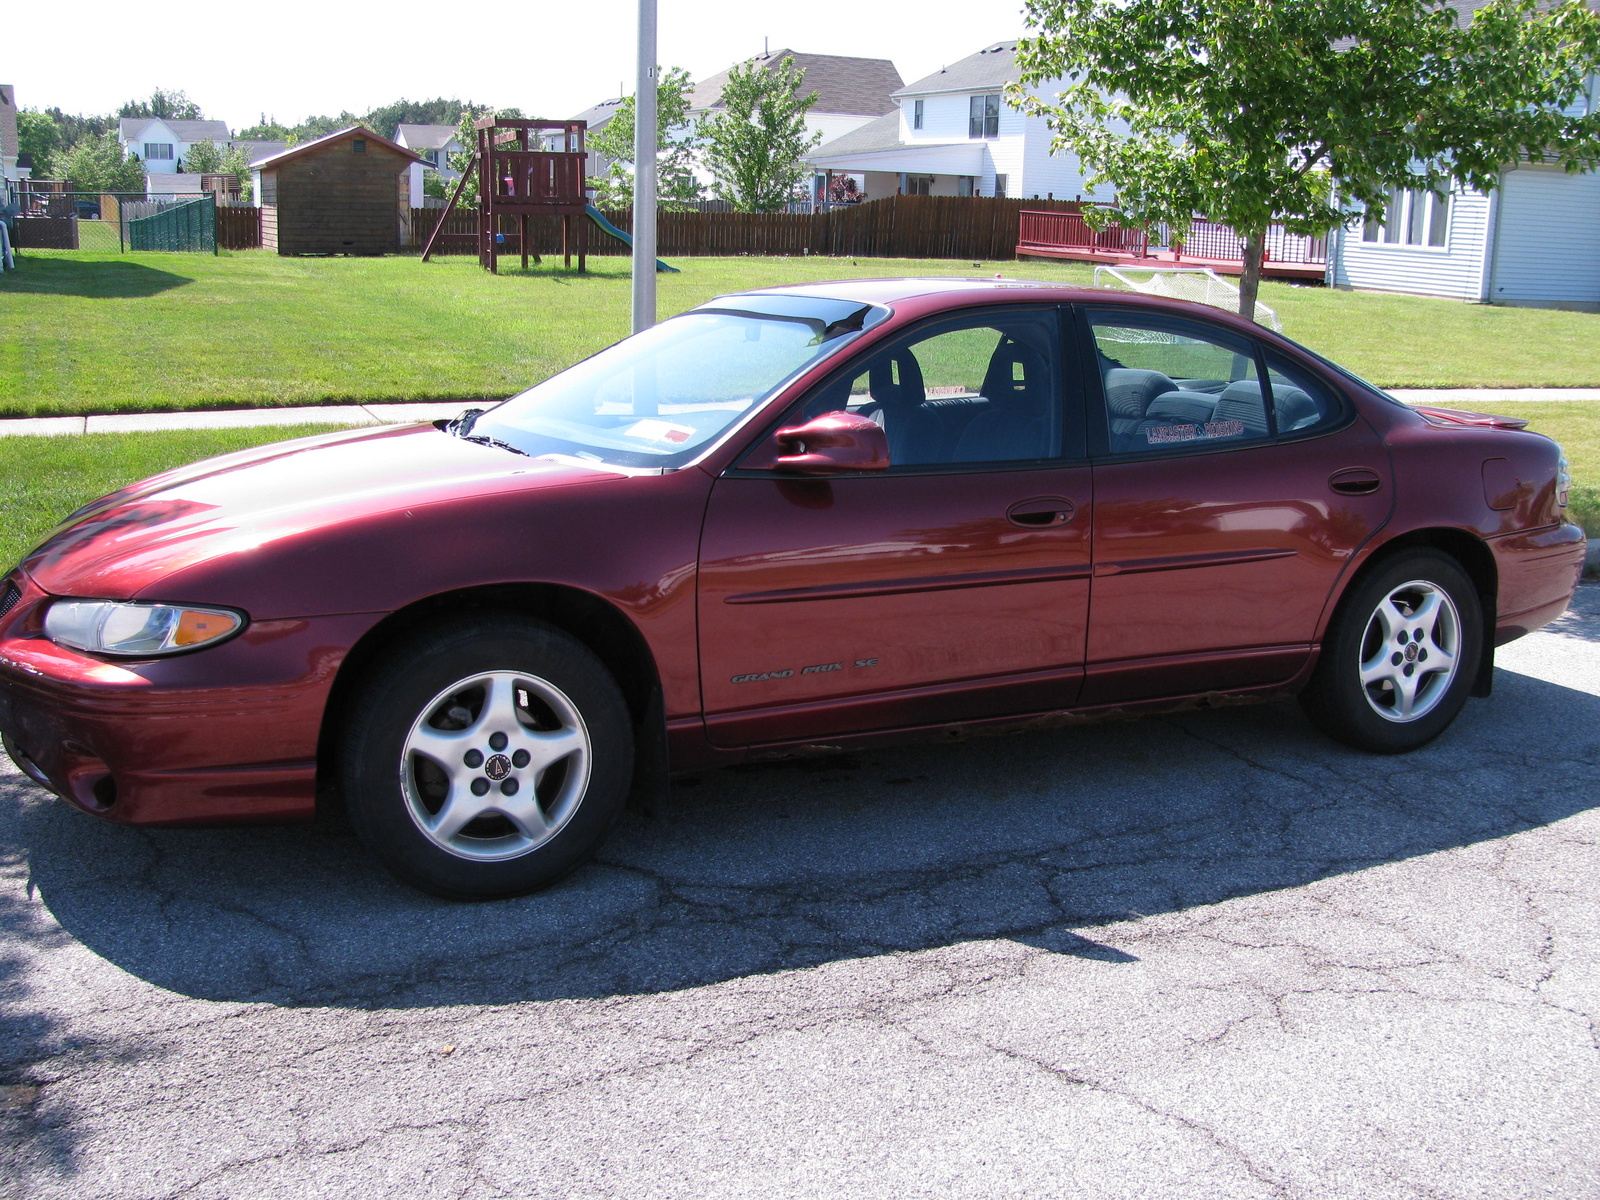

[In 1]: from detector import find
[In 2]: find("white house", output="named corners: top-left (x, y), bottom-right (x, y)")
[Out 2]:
top-left (809, 41), bottom-right (1100, 203)
top-left (688, 49), bottom-right (903, 149)
top-left (117, 117), bottom-right (232, 174)
top-left (0, 84), bottom-right (24, 200)
top-left (1329, 0), bottom-right (1600, 310)
top-left (573, 49), bottom-right (903, 195)
top-left (1328, 166), bottom-right (1600, 309)
top-left (393, 123), bottom-right (464, 207)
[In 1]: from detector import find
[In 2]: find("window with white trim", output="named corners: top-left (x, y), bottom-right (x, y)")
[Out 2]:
top-left (144, 143), bottom-right (174, 160)
top-left (968, 94), bottom-right (1000, 139)
top-left (1362, 186), bottom-right (1450, 247)
top-left (913, 99), bottom-right (924, 130)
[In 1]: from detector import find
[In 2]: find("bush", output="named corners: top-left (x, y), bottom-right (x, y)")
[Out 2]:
top-left (1568, 484), bottom-right (1600, 540)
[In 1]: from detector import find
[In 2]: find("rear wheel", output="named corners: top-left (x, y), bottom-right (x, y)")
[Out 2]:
top-left (1300, 551), bottom-right (1482, 753)
top-left (340, 615), bottom-right (633, 899)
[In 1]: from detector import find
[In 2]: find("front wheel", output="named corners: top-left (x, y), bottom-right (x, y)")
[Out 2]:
top-left (1299, 551), bottom-right (1483, 754)
top-left (340, 615), bottom-right (633, 899)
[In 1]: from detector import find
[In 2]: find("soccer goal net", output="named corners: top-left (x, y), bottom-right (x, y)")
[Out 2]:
top-left (1092, 265), bottom-right (1282, 331)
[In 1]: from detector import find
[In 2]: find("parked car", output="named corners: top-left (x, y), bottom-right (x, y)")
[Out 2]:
top-left (0, 280), bottom-right (1585, 898)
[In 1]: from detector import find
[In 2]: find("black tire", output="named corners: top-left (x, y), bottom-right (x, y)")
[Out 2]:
top-left (1300, 550), bottom-right (1483, 754)
top-left (339, 614), bottom-right (633, 899)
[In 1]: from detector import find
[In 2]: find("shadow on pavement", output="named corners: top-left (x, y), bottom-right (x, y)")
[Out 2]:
top-left (0, 256), bottom-right (193, 299)
top-left (1543, 582), bottom-right (1600, 643)
top-left (5, 664), bottom-right (1596, 1013)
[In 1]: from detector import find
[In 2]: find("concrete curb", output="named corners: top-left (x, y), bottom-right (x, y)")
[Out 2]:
top-left (0, 402), bottom-right (474, 438)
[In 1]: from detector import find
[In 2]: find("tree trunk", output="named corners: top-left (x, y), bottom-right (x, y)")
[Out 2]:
top-left (1238, 228), bottom-right (1266, 323)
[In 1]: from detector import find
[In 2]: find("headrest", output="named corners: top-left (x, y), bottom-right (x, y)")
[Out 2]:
top-left (981, 339), bottom-right (1048, 407)
top-left (868, 351), bottom-right (925, 410)
top-left (1274, 385), bottom-right (1319, 431)
top-left (1143, 390), bottom-right (1219, 426)
top-left (1104, 369), bottom-right (1177, 420)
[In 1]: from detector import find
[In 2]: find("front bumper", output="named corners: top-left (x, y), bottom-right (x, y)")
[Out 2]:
top-left (0, 571), bottom-right (383, 826)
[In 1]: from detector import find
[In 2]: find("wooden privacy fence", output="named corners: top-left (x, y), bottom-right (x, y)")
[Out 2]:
top-left (410, 195), bottom-right (1088, 262)
top-left (216, 206), bottom-right (262, 250)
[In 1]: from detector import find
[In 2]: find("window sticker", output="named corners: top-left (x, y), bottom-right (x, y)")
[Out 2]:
top-left (623, 419), bottom-right (696, 444)
top-left (1144, 419), bottom-right (1245, 445)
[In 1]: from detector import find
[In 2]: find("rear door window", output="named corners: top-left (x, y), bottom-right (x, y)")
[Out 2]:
top-left (1085, 311), bottom-right (1269, 456)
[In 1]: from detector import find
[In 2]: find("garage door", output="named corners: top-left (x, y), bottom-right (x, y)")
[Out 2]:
top-left (1489, 165), bottom-right (1600, 305)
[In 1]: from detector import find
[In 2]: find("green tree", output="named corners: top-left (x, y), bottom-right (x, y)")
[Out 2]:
top-left (238, 114), bottom-right (293, 142)
top-left (587, 67), bottom-right (702, 209)
top-left (117, 88), bottom-right (202, 120)
top-left (181, 137), bottom-right (224, 174)
top-left (1014, 0), bottom-right (1600, 320)
top-left (60, 133), bottom-right (147, 193)
top-left (363, 98), bottom-right (477, 136)
top-left (17, 110), bottom-right (61, 177)
top-left (700, 55), bottom-right (820, 212)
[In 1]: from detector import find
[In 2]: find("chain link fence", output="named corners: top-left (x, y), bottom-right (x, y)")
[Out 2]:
top-left (9, 190), bottom-right (214, 252)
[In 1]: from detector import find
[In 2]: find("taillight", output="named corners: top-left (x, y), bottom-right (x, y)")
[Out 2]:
top-left (1557, 453), bottom-right (1571, 510)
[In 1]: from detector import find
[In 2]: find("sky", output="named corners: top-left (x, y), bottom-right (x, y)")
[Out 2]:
top-left (12, 0), bottom-right (1034, 129)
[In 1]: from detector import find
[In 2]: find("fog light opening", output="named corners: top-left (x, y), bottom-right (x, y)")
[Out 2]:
top-left (90, 775), bottom-right (119, 810)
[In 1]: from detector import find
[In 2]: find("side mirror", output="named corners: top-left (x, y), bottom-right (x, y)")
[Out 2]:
top-left (771, 411), bottom-right (890, 475)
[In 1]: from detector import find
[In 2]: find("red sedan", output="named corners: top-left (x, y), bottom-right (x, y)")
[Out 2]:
top-left (0, 279), bottom-right (1585, 897)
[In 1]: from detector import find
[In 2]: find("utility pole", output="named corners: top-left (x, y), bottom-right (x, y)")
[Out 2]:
top-left (631, 0), bottom-right (658, 333)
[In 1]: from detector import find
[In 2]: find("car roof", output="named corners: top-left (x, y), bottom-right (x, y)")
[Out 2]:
top-left (708, 276), bottom-right (1282, 342)
top-left (729, 276), bottom-right (1092, 306)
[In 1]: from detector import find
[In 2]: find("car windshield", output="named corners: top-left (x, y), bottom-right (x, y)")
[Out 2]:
top-left (468, 295), bottom-right (887, 468)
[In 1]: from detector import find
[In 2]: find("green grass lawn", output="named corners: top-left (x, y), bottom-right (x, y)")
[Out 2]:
top-left (5, 249), bottom-right (1600, 419)
top-left (2, 401), bottom-right (1596, 574)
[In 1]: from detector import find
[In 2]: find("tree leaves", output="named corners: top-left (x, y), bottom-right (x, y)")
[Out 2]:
top-left (1014, 0), bottom-right (1600, 316)
top-left (700, 56), bottom-right (822, 213)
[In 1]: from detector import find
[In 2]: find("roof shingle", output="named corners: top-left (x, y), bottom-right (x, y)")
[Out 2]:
top-left (691, 50), bottom-right (904, 116)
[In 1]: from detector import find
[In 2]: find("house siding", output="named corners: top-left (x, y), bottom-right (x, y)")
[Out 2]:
top-left (1331, 188), bottom-right (1492, 300)
top-left (1017, 96), bottom-right (1101, 202)
top-left (1486, 164), bottom-right (1600, 305)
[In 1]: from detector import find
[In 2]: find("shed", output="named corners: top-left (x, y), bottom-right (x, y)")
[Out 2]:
top-left (252, 126), bottom-right (423, 256)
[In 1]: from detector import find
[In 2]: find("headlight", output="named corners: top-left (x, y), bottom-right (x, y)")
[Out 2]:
top-left (1557, 453), bottom-right (1571, 509)
top-left (44, 600), bottom-right (245, 657)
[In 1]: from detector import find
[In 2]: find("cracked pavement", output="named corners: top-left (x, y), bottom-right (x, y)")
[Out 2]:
top-left (3, 586), bottom-right (1598, 1199)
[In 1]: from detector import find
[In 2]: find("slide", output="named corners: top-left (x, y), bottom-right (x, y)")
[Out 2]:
top-left (585, 203), bottom-right (680, 273)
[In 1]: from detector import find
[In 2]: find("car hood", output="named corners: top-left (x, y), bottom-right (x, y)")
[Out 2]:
top-left (21, 423), bottom-right (625, 602)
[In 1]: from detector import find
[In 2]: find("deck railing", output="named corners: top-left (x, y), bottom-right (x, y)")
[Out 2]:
top-left (1018, 209), bottom-right (1149, 258)
top-left (1020, 209), bottom-right (1327, 266)
top-left (1179, 220), bottom-right (1327, 265)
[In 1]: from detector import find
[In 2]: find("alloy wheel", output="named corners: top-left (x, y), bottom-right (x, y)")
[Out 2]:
top-left (400, 670), bottom-right (591, 861)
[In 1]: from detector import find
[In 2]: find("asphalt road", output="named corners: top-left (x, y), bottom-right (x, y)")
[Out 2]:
top-left (3, 587), bottom-right (1598, 1199)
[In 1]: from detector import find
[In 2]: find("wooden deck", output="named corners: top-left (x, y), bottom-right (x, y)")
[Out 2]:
top-left (1016, 244), bottom-right (1327, 281)
top-left (1016, 210), bottom-right (1328, 281)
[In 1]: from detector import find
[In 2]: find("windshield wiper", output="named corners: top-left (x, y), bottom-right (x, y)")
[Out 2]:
top-left (459, 433), bottom-right (531, 457)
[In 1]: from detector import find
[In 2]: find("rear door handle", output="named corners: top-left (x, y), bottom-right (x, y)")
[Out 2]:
top-left (1007, 496), bottom-right (1077, 527)
top-left (1329, 468), bottom-right (1382, 496)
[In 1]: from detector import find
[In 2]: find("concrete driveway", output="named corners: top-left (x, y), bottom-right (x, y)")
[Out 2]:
top-left (4, 587), bottom-right (1598, 1199)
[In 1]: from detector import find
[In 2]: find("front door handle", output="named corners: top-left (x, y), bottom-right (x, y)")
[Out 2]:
top-left (1329, 468), bottom-right (1382, 496)
top-left (1007, 496), bottom-right (1077, 527)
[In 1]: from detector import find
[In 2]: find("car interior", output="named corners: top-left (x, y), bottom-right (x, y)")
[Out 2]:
top-left (801, 328), bottom-right (1059, 466)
